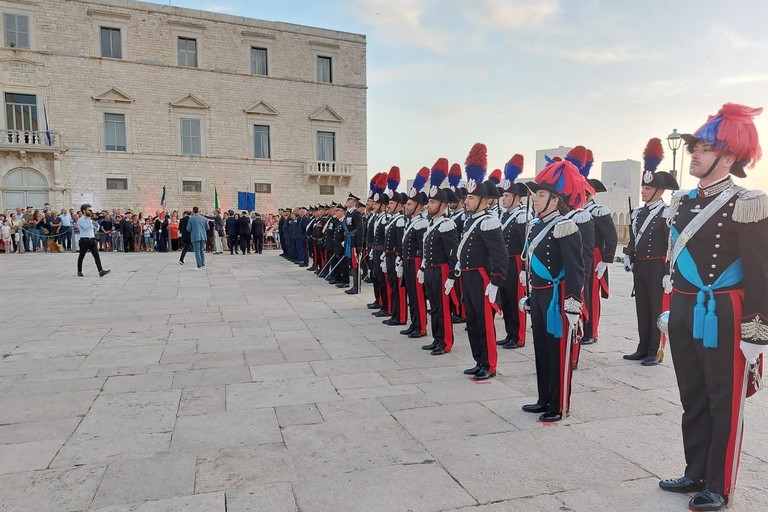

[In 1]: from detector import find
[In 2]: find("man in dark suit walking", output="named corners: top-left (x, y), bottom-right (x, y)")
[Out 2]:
top-left (237, 211), bottom-right (251, 255)
top-left (251, 213), bottom-right (265, 254)
top-left (225, 209), bottom-right (239, 254)
top-left (178, 211), bottom-right (192, 265)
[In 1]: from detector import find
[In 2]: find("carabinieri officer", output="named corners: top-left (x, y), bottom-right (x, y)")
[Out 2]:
top-left (659, 103), bottom-right (767, 512)
top-left (521, 158), bottom-right (585, 423)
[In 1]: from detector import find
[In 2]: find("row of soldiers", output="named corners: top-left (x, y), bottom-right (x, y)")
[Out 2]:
top-left (277, 103), bottom-right (767, 512)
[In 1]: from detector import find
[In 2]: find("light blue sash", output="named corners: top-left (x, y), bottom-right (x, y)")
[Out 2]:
top-left (531, 255), bottom-right (566, 338)
top-left (671, 226), bottom-right (743, 348)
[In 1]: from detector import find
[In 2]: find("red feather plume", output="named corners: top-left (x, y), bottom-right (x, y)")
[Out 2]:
top-left (432, 158), bottom-right (449, 174)
top-left (387, 166), bottom-right (401, 191)
top-left (586, 149), bottom-right (594, 164)
top-left (534, 160), bottom-right (588, 210)
top-left (465, 143), bottom-right (487, 169)
top-left (374, 172), bottom-right (388, 192)
top-left (710, 103), bottom-right (763, 168)
top-left (489, 169), bottom-right (502, 184)
top-left (566, 145), bottom-right (588, 168)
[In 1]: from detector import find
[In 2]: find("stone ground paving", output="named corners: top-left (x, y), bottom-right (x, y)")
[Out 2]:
top-left (0, 250), bottom-right (767, 512)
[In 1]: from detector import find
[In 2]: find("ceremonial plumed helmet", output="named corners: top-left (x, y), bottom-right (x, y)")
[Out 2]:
top-left (642, 138), bottom-right (679, 190)
top-left (526, 159), bottom-right (588, 210)
top-left (681, 103), bottom-right (762, 178)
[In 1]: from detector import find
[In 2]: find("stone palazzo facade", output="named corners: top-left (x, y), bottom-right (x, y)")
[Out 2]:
top-left (0, 0), bottom-right (367, 213)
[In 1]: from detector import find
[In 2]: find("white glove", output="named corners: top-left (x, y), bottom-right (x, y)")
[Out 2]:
top-left (368, 249), bottom-right (373, 260)
top-left (662, 274), bottom-right (672, 294)
top-left (740, 340), bottom-right (763, 365)
top-left (380, 252), bottom-right (386, 262)
top-left (518, 296), bottom-right (530, 312)
top-left (566, 312), bottom-right (580, 327)
top-left (395, 256), bottom-right (402, 268)
top-left (485, 283), bottom-right (498, 303)
top-left (595, 261), bottom-right (608, 279)
top-left (519, 270), bottom-right (527, 287)
top-left (623, 255), bottom-right (633, 272)
top-left (444, 278), bottom-right (454, 295)
top-left (380, 259), bottom-right (387, 273)
top-left (417, 269), bottom-right (424, 284)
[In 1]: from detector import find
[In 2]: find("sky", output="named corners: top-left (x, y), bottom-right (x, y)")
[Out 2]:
top-left (150, 0), bottom-right (768, 191)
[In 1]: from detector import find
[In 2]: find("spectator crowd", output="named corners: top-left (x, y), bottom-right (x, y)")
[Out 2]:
top-left (0, 205), bottom-right (281, 255)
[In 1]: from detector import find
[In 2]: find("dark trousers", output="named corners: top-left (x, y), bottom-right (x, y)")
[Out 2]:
top-left (77, 238), bottom-right (103, 273)
top-left (372, 249), bottom-right (388, 311)
top-left (253, 235), bottom-right (263, 254)
top-left (335, 252), bottom-right (349, 282)
top-left (386, 253), bottom-right (406, 323)
top-left (403, 258), bottom-right (427, 335)
top-left (179, 241), bottom-right (192, 262)
top-left (633, 258), bottom-right (667, 357)
top-left (124, 235), bottom-right (134, 253)
top-left (239, 234), bottom-right (250, 254)
top-left (668, 290), bottom-right (746, 497)
top-left (229, 235), bottom-right (239, 253)
top-left (498, 255), bottom-right (526, 345)
top-left (296, 238), bottom-right (306, 263)
top-left (530, 284), bottom-right (573, 415)
top-left (170, 238), bottom-right (179, 251)
top-left (424, 264), bottom-right (453, 350)
top-left (461, 269), bottom-right (498, 373)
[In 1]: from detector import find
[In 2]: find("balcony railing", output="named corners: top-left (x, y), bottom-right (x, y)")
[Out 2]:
top-left (304, 160), bottom-right (354, 176)
top-left (0, 129), bottom-right (61, 149)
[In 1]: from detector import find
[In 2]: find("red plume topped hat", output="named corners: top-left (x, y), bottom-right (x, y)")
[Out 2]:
top-left (464, 143), bottom-right (487, 195)
top-left (448, 163), bottom-right (462, 190)
top-left (386, 166), bottom-right (401, 194)
top-left (682, 103), bottom-right (762, 178)
top-left (565, 145), bottom-right (588, 174)
top-left (527, 160), bottom-right (588, 210)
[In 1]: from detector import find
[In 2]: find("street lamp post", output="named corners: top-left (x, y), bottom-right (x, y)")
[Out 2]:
top-left (667, 129), bottom-right (683, 184)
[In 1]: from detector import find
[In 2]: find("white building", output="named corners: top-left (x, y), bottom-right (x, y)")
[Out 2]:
top-left (0, 0), bottom-right (367, 214)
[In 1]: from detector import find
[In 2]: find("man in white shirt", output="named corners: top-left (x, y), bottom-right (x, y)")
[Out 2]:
top-left (76, 203), bottom-right (110, 278)
top-left (59, 208), bottom-right (72, 251)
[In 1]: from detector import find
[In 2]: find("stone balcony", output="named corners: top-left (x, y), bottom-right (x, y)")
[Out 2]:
top-left (304, 160), bottom-right (355, 177)
top-left (0, 129), bottom-right (61, 153)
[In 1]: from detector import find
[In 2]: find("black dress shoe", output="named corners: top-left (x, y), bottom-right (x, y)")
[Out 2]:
top-left (327, 279), bottom-right (339, 285)
top-left (496, 338), bottom-right (510, 346)
top-left (522, 404), bottom-right (547, 414)
top-left (581, 337), bottom-right (597, 345)
top-left (336, 282), bottom-right (350, 288)
top-left (400, 327), bottom-right (415, 336)
top-left (502, 340), bottom-right (521, 349)
top-left (99, 269), bottom-right (111, 277)
top-left (641, 356), bottom-right (660, 366)
top-left (363, 276), bottom-right (373, 283)
top-left (307, 267), bottom-right (317, 271)
top-left (463, 365), bottom-right (481, 375)
top-left (344, 287), bottom-right (359, 294)
top-left (688, 490), bottom-right (727, 511)
top-left (623, 351), bottom-right (646, 361)
top-left (658, 477), bottom-right (705, 494)
top-left (408, 332), bottom-right (426, 339)
top-left (77, 272), bottom-right (84, 277)
top-left (373, 310), bottom-right (389, 317)
top-left (318, 272), bottom-right (329, 278)
top-left (430, 347), bottom-right (445, 356)
top-left (473, 369), bottom-right (495, 381)
top-left (421, 342), bottom-right (437, 351)
top-left (384, 319), bottom-right (403, 326)
top-left (451, 314), bottom-right (465, 324)
top-left (367, 302), bottom-right (380, 309)
top-left (538, 412), bottom-right (563, 422)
